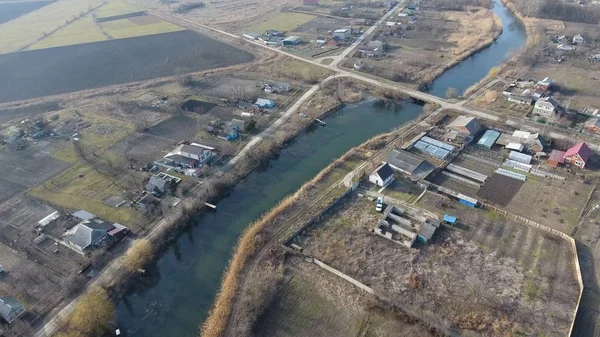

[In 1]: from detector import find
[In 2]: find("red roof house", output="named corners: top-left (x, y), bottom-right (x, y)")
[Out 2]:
top-left (564, 141), bottom-right (591, 168)
top-left (547, 150), bottom-right (566, 167)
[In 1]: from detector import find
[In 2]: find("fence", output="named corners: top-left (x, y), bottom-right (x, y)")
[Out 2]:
top-left (481, 203), bottom-right (583, 337)
top-left (283, 186), bottom-right (354, 246)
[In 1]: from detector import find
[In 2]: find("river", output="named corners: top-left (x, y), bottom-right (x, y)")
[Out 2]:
top-left (115, 0), bottom-right (526, 335)
top-left (426, 0), bottom-right (526, 97)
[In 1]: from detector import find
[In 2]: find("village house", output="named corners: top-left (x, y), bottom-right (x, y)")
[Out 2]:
top-left (359, 40), bottom-right (384, 58)
top-left (0, 296), bottom-right (26, 324)
top-left (164, 143), bottom-right (214, 168)
top-left (564, 141), bottom-right (591, 168)
top-left (511, 131), bottom-right (547, 153)
top-left (537, 77), bottom-right (552, 90)
top-left (146, 175), bottom-right (171, 196)
top-left (573, 33), bottom-right (585, 45)
top-left (532, 96), bottom-right (559, 117)
top-left (333, 28), bottom-right (350, 40)
top-left (584, 117), bottom-right (600, 133)
top-left (63, 218), bottom-right (128, 254)
top-left (369, 163), bottom-right (394, 187)
top-left (447, 116), bottom-right (481, 139)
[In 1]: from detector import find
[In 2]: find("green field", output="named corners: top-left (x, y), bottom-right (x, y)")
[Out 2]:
top-left (248, 12), bottom-right (316, 33)
top-left (27, 13), bottom-right (184, 51)
top-left (28, 14), bottom-right (106, 50)
top-left (101, 17), bottom-right (184, 39)
top-left (94, 0), bottom-right (144, 19)
top-left (0, 0), bottom-right (105, 54)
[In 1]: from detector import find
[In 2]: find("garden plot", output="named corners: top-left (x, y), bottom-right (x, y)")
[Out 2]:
top-left (477, 173), bottom-right (524, 206)
top-left (294, 193), bottom-right (580, 337)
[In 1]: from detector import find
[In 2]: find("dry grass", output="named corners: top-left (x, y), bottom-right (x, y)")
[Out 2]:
top-left (446, 9), bottom-right (502, 58)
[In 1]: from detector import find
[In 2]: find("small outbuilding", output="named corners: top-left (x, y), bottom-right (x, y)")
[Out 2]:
top-left (255, 98), bottom-right (276, 109)
top-left (573, 34), bottom-right (585, 45)
top-left (584, 117), bottom-right (600, 133)
top-left (243, 32), bottom-right (260, 40)
top-left (0, 296), bottom-right (26, 324)
top-left (333, 28), bottom-right (350, 40)
top-left (417, 219), bottom-right (440, 243)
top-left (369, 163), bottom-right (394, 187)
top-left (282, 36), bottom-right (301, 46)
top-left (506, 142), bottom-right (525, 152)
top-left (476, 130), bottom-right (500, 149)
top-left (443, 214), bottom-right (457, 225)
top-left (547, 149), bottom-right (566, 167)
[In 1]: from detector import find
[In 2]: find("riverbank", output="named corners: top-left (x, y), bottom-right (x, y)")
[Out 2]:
top-left (44, 78), bottom-right (414, 336)
top-left (462, 0), bottom-right (541, 97)
top-left (201, 106), bottom-right (437, 337)
top-left (419, 11), bottom-right (503, 92)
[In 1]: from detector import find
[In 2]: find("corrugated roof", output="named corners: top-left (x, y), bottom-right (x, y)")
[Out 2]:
top-left (549, 149), bottom-right (566, 163)
top-left (72, 210), bottom-right (96, 221)
top-left (506, 143), bottom-right (524, 152)
top-left (421, 136), bottom-right (455, 151)
top-left (443, 214), bottom-right (457, 223)
top-left (385, 149), bottom-right (424, 174)
top-left (508, 151), bottom-right (532, 164)
top-left (477, 130), bottom-right (500, 148)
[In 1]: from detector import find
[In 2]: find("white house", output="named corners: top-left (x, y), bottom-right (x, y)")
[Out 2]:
top-left (369, 163), bottom-right (394, 187)
top-left (573, 34), bottom-right (585, 45)
top-left (333, 28), bottom-right (350, 40)
top-left (532, 96), bottom-right (559, 117)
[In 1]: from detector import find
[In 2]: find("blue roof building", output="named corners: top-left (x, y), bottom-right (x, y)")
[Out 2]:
top-left (443, 214), bottom-right (457, 224)
top-left (477, 130), bottom-right (500, 149)
top-left (255, 98), bottom-right (276, 109)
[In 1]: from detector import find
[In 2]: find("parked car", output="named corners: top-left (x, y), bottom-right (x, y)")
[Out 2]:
top-left (376, 197), bottom-right (383, 212)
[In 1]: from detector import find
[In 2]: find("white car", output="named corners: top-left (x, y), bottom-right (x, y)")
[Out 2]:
top-left (376, 197), bottom-right (383, 212)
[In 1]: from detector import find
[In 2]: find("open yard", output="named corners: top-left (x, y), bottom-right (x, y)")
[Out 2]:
top-left (292, 193), bottom-right (581, 337)
top-left (0, 30), bottom-right (254, 103)
top-left (254, 261), bottom-right (435, 337)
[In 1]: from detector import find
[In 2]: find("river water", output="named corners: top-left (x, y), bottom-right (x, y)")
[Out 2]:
top-left (115, 0), bottom-right (526, 335)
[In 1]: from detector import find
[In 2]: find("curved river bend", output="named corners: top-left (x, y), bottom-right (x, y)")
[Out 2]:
top-left (116, 0), bottom-right (526, 335)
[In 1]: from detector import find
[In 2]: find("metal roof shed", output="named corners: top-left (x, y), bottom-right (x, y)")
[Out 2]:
top-left (477, 130), bottom-right (500, 149)
top-left (506, 142), bottom-right (524, 152)
top-left (508, 151), bottom-right (532, 164)
top-left (443, 214), bottom-right (457, 224)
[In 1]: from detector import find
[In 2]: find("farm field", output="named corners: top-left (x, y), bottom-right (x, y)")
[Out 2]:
top-left (293, 193), bottom-right (580, 337)
top-left (94, 0), bottom-right (144, 19)
top-left (0, 0), bottom-right (51, 24)
top-left (0, 0), bottom-right (105, 54)
top-left (246, 12), bottom-right (317, 33)
top-left (0, 30), bottom-right (254, 103)
top-left (27, 13), bottom-right (106, 50)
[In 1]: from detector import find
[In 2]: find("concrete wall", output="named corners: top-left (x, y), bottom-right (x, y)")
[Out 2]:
top-left (311, 258), bottom-right (374, 294)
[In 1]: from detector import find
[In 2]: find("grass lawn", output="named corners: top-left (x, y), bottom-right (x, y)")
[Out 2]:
top-left (248, 12), bottom-right (317, 33)
top-left (95, 0), bottom-right (144, 19)
top-left (0, 0), bottom-right (105, 54)
top-left (28, 14), bottom-right (105, 50)
top-left (100, 17), bottom-right (184, 39)
top-left (30, 163), bottom-right (139, 225)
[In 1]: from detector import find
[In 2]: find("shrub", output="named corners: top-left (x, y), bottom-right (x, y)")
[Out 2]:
top-left (123, 239), bottom-right (154, 272)
top-left (55, 287), bottom-right (114, 337)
